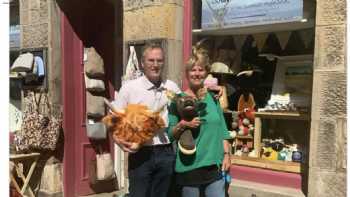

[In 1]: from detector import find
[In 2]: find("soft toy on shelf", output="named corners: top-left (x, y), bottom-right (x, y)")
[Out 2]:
top-left (262, 146), bottom-right (278, 161)
top-left (237, 108), bottom-right (255, 136)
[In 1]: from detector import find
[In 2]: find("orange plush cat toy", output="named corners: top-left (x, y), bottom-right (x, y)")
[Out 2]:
top-left (102, 100), bottom-right (165, 149)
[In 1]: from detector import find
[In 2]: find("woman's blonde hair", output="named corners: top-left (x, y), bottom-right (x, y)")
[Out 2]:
top-left (185, 39), bottom-right (211, 73)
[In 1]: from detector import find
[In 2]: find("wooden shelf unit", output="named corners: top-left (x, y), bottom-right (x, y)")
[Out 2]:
top-left (253, 111), bottom-right (310, 158)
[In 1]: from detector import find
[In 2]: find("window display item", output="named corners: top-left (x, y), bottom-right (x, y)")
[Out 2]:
top-left (84, 73), bottom-right (106, 92)
top-left (218, 85), bottom-right (229, 110)
top-left (262, 147), bottom-right (278, 161)
top-left (237, 93), bottom-right (256, 112)
top-left (86, 119), bottom-right (107, 140)
top-left (11, 52), bottom-right (34, 72)
top-left (123, 46), bottom-right (143, 84)
top-left (204, 74), bottom-right (219, 92)
top-left (15, 91), bottom-right (62, 152)
top-left (96, 152), bottom-right (116, 180)
top-left (84, 47), bottom-right (105, 79)
top-left (86, 91), bottom-right (105, 118)
top-left (35, 56), bottom-right (45, 77)
top-left (237, 108), bottom-right (255, 136)
top-left (210, 62), bottom-right (235, 74)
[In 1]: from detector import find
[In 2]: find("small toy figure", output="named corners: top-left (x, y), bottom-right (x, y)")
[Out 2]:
top-left (237, 108), bottom-right (255, 136)
top-left (173, 95), bottom-right (200, 155)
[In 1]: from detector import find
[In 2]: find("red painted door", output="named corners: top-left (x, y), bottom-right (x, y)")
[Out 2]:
top-left (60, 1), bottom-right (123, 196)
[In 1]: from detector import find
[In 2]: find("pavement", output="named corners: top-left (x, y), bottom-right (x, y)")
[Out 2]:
top-left (228, 179), bottom-right (306, 197)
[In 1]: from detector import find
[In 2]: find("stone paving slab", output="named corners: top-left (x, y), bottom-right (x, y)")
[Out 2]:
top-left (229, 179), bottom-right (306, 197)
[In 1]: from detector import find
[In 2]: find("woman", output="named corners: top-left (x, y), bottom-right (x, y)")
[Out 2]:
top-left (167, 48), bottom-right (232, 197)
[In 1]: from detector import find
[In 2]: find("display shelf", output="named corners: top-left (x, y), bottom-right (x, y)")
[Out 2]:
top-left (253, 111), bottom-right (310, 157)
top-left (235, 135), bottom-right (253, 140)
top-left (255, 111), bottom-right (310, 121)
top-left (230, 155), bottom-right (301, 173)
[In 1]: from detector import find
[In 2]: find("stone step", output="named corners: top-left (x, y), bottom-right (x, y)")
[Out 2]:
top-left (228, 179), bottom-right (305, 197)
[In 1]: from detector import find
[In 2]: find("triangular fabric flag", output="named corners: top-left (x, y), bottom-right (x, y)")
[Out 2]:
top-left (234, 35), bottom-right (247, 51)
top-left (241, 35), bottom-right (259, 67)
top-left (281, 31), bottom-right (306, 56)
top-left (253, 33), bottom-right (268, 52)
top-left (260, 33), bottom-right (282, 56)
top-left (299, 29), bottom-right (314, 49)
top-left (276, 31), bottom-right (291, 50)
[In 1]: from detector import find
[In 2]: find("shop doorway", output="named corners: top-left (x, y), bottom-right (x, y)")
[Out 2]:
top-left (60, 0), bottom-right (123, 196)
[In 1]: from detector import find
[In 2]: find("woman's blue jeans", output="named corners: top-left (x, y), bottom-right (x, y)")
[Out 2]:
top-left (181, 178), bottom-right (225, 197)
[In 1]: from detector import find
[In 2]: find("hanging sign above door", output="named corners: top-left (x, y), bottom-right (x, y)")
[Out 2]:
top-left (201, 0), bottom-right (303, 30)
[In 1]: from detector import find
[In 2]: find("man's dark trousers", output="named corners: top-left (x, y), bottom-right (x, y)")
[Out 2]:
top-left (128, 144), bottom-right (175, 197)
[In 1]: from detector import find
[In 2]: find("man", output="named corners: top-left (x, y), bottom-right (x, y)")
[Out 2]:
top-left (112, 42), bottom-right (181, 197)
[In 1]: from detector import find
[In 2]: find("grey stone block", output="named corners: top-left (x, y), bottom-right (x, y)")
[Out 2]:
top-left (166, 39), bottom-right (183, 86)
top-left (335, 118), bottom-right (347, 170)
top-left (314, 25), bottom-right (346, 70)
top-left (308, 170), bottom-right (346, 197)
top-left (124, 0), bottom-right (161, 11)
top-left (311, 71), bottom-right (346, 119)
top-left (124, 4), bottom-right (182, 41)
top-left (20, 9), bottom-right (30, 25)
top-left (316, 0), bottom-right (346, 26)
top-left (21, 23), bottom-right (49, 48)
top-left (313, 119), bottom-right (337, 170)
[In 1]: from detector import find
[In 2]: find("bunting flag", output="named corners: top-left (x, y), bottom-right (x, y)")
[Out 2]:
top-left (241, 35), bottom-right (259, 67)
top-left (233, 35), bottom-right (247, 51)
top-left (260, 33), bottom-right (282, 59)
top-left (276, 31), bottom-right (291, 50)
top-left (281, 31), bottom-right (306, 56)
top-left (299, 28), bottom-right (314, 49)
top-left (253, 33), bottom-right (268, 52)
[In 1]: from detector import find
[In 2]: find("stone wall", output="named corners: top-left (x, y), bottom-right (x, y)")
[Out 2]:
top-left (20, 0), bottom-right (49, 48)
top-left (123, 0), bottom-right (184, 85)
top-left (19, 0), bottom-right (63, 196)
top-left (308, 0), bottom-right (347, 196)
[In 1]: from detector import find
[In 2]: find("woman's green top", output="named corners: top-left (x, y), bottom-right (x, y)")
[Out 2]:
top-left (167, 92), bottom-right (232, 173)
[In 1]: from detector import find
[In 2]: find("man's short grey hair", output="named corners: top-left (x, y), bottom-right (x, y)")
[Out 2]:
top-left (141, 42), bottom-right (164, 63)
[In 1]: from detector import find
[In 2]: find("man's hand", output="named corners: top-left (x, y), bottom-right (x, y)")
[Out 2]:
top-left (114, 138), bottom-right (140, 153)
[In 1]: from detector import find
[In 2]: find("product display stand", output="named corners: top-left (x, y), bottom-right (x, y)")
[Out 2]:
top-left (10, 152), bottom-right (40, 197)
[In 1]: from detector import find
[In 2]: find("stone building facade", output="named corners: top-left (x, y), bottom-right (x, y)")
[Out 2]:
top-left (308, 0), bottom-right (347, 196)
top-left (12, 0), bottom-right (346, 196)
top-left (16, 0), bottom-right (63, 196)
top-left (123, 1), bottom-right (347, 197)
top-left (123, 0), bottom-right (184, 85)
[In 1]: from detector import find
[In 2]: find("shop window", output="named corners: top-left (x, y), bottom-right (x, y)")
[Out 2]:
top-left (189, 0), bottom-right (316, 193)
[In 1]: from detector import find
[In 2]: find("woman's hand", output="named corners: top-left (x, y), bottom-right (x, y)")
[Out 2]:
top-left (173, 117), bottom-right (201, 140)
top-left (221, 154), bottom-right (231, 171)
top-left (222, 140), bottom-right (231, 171)
top-left (181, 117), bottom-right (201, 128)
top-left (207, 86), bottom-right (223, 99)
